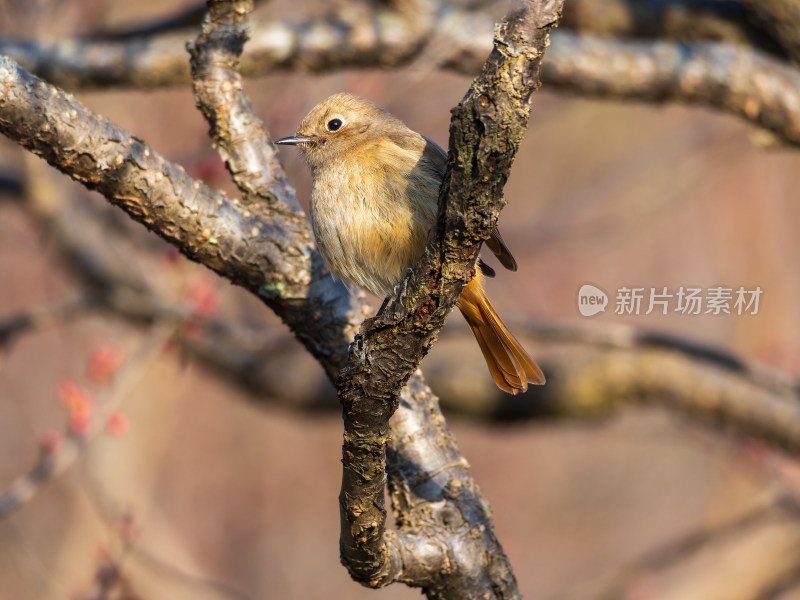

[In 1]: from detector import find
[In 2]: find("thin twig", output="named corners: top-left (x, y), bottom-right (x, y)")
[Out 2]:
top-left (0, 328), bottom-right (171, 518)
top-left (0, 295), bottom-right (97, 349)
top-left (559, 495), bottom-right (800, 600)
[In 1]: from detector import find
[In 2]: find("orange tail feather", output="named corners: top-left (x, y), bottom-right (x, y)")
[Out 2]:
top-left (457, 276), bottom-right (545, 394)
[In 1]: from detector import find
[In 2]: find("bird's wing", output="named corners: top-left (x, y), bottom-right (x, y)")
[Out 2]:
top-left (485, 229), bottom-right (518, 272)
top-left (421, 136), bottom-right (518, 273)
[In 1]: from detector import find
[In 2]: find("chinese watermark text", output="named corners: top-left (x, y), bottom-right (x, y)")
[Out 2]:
top-left (578, 285), bottom-right (763, 317)
top-left (613, 286), bottom-right (762, 316)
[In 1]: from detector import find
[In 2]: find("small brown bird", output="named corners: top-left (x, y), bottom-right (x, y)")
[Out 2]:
top-left (276, 93), bottom-right (544, 394)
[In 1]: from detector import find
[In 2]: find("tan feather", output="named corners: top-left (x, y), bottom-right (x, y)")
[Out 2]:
top-left (457, 273), bottom-right (545, 394)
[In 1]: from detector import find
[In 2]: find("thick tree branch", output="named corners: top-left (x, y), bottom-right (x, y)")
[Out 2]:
top-left (334, 1), bottom-right (562, 594)
top-left (0, 53), bottom-right (368, 379)
top-left (14, 125), bottom-right (800, 458)
top-left (4, 0), bottom-right (564, 597)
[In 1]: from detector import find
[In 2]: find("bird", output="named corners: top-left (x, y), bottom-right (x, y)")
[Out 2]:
top-left (276, 93), bottom-right (544, 394)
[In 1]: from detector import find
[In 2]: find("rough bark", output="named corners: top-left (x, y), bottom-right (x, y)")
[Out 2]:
top-left (5, 0), bottom-right (800, 597)
top-left (0, 39), bottom-right (462, 599)
top-left (331, 3), bottom-right (562, 595)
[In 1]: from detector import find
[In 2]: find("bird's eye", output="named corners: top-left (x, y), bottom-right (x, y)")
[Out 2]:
top-left (326, 118), bottom-right (343, 132)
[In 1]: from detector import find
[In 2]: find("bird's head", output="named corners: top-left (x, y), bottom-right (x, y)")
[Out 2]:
top-left (275, 92), bottom-right (407, 170)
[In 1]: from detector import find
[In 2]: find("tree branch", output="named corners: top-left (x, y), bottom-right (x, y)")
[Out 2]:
top-left (16, 154), bottom-right (800, 457)
top-left (334, 1), bottom-right (563, 594)
top-left (562, 0), bottom-right (783, 56)
top-left (739, 0), bottom-right (800, 64)
top-left (542, 32), bottom-right (800, 148)
top-left (0, 328), bottom-right (166, 518)
top-left (0, 52), bottom-right (368, 379)
top-left (0, 1), bottom-right (559, 597)
top-left (185, 0), bottom-right (563, 595)
top-left (565, 496), bottom-right (800, 600)
top-left (3, 3), bottom-right (800, 148)
top-left (0, 295), bottom-right (96, 349)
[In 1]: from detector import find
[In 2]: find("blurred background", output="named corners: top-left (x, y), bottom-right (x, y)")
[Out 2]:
top-left (1, 0), bottom-right (800, 598)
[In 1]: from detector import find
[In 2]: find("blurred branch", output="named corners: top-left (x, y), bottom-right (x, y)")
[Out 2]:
top-left (20, 154), bottom-right (152, 296)
top-left (563, 495), bottom-right (800, 600)
top-left (89, 4), bottom-right (207, 40)
top-left (88, 0), bottom-right (271, 40)
top-left (182, 314), bottom-right (800, 458)
top-left (428, 317), bottom-right (800, 430)
top-left (3, 2), bottom-right (800, 148)
top-left (542, 32), bottom-right (800, 148)
top-left (739, 0), bottom-right (800, 64)
top-left (0, 436), bottom-right (84, 518)
top-left (758, 566), bottom-right (800, 600)
top-left (0, 31), bottom-right (196, 88)
top-left (19, 155), bottom-right (800, 457)
top-left (126, 543), bottom-right (254, 600)
top-left (562, 0), bottom-right (782, 55)
top-left (79, 557), bottom-right (141, 600)
top-left (0, 296), bottom-right (96, 349)
top-left (0, 0), bottom-right (438, 88)
top-left (0, 329), bottom-right (167, 518)
top-left (0, 169), bottom-right (23, 196)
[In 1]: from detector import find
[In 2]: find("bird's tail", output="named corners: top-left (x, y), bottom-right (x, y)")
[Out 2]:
top-left (457, 276), bottom-right (545, 394)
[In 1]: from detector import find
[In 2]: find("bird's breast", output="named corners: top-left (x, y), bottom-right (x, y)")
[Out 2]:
top-left (309, 156), bottom-right (437, 297)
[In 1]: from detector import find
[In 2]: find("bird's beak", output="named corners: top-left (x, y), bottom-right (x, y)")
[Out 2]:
top-left (275, 134), bottom-right (313, 146)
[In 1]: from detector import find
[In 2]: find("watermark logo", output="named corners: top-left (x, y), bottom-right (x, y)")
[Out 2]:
top-left (578, 284), bottom-right (609, 317)
top-left (578, 285), bottom-right (763, 317)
